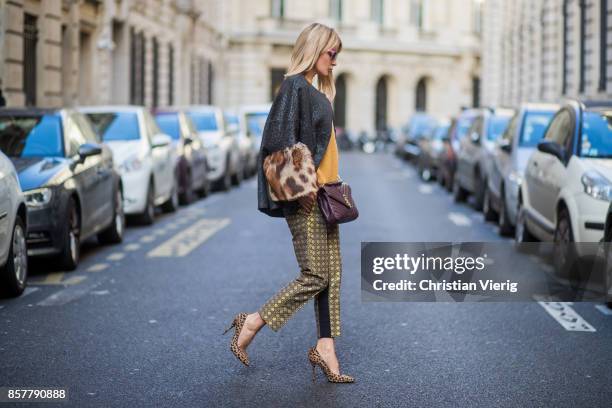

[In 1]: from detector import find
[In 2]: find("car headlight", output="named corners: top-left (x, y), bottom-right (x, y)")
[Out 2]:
top-left (508, 170), bottom-right (523, 186)
top-left (581, 170), bottom-right (612, 201)
top-left (24, 187), bottom-right (53, 208)
top-left (120, 156), bottom-right (143, 173)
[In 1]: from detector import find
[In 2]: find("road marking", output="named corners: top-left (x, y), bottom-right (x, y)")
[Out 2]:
top-left (107, 252), bottom-right (125, 261)
top-left (87, 263), bottom-right (109, 272)
top-left (448, 212), bottom-right (472, 227)
top-left (37, 277), bottom-right (105, 307)
top-left (124, 243), bottom-right (140, 251)
top-left (147, 217), bottom-right (230, 258)
top-left (538, 301), bottom-right (596, 332)
top-left (595, 304), bottom-right (612, 315)
top-left (418, 184), bottom-right (434, 194)
top-left (140, 235), bottom-right (155, 243)
top-left (31, 272), bottom-right (65, 285)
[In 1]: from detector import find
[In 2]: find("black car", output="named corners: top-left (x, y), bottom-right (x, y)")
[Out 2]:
top-left (154, 109), bottom-right (210, 204)
top-left (417, 119), bottom-right (451, 181)
top-left (0, 108), bottom-right (124, 270)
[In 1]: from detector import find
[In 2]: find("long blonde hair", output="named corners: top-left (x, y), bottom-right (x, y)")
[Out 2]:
top-left (285, 23), bottom-right (343, 102)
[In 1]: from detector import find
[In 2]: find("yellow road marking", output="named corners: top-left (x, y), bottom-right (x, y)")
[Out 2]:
top-left (147, 218), bottom-right (230, 258)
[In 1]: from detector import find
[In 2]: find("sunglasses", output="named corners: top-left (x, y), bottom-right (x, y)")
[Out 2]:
top-left (326, 48), bottom-right (338, 61)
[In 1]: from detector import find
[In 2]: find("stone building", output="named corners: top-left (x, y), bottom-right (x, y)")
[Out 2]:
top-left (481, 0), bottom-right (612, 107)
top-left (0, 0), bottom-right (483, 136)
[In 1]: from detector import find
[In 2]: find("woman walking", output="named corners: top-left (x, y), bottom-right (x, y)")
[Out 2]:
top-left (223, 22), bottom-right (354, 383)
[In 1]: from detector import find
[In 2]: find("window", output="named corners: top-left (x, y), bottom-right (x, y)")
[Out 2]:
top-left (85, 112), bottom-right (141, 142)
top-left (544, 110), bottom-right (573, 151)
top-left (187, 112), bottom-right (218, 132)
top-left (579, 110), bottom-right (612, 158)
top-left (410, 0), bottom-right (423, 29)
top-left (155, 113), bottom-right (181, 140)
top-left (416, 78), bottom-right (427, 112)
top-left (473, 0), bottom-right (483, 34)
top-left (271, 0), bottom-right (285, 18)
top-left (519, 111), bottom-right (555, 147)
top-left (152, 37), bottom-right (159, 107)
top-left (65, 116), bottom-right (88, 157)
top-left (599, 0), bottom-right (608, 91)
top-left (330, 0), bottom-right (343, 21)
top-left (72, 113), bottom-right (98, 143)
top-left (130, 28), bottom-right (146, 105)
top-left (168, 44), bottom-right (174, 105)
top-left (23, 14), bottom-right (38, 106)
top-left (0, 115), bottom-right (63, 157)
top-left (579, 0), bottom-right (586, 93)
top-left (501, 114), bottom-right (519, 144)
top-left (472, 76), bottom-right (480, 108)
top-left (371, 0), bottom-right (384, 24)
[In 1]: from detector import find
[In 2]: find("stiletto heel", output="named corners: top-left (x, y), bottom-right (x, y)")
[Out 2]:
top-left (307, 347), bottom-right (355, 383)
top-left (224, 313), bottom-right (250, 366)
top-left (311, 361), bottom-right (317, 383)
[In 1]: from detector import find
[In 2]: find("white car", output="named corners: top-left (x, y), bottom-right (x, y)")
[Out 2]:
top-left (0, 151), bottom-right (27, 297)
top-left (517, 100), bottom-right (612, 273)
top-left (183, 106), bottom-right (241, 191)
top-left (80, 106), bottom-right (178, 224)
top-left (238, 104), bottom-right (271, 168)
top-left (225, 110), bottom-right (255, 179)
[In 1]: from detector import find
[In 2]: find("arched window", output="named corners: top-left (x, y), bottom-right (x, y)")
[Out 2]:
top-left (415, 77), bottom-right (427, 112)
top-left (334, 74), bottom-right (347, 128)
top-left (375, 76), bottom-right (388, 131)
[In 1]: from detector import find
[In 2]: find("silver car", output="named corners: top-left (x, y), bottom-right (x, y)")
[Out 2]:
top-left (0, 151), bottom-right (27, 297)
top-left (485, 103), bottom-right (558, 235)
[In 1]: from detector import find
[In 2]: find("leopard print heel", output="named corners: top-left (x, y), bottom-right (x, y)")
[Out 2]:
top-left (223, 313), bottom-right (250, 366)
top-left (308, 347), bottom-right (354, 383)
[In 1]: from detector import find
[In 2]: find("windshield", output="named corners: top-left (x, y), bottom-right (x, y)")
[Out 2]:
top-left (246, 112), bottom-right (268, 138)
top-left (188, 112), bottom-right (218, 131)
top-left (0, 114), bottom-right (63, 157)
top-left (154, 114), bottom-right (181, 140)
top-left (580, 110), bottom-right (612, 158)
top-left (433, 124), bottom-right (450, 139)
top-left (85, 112), bottom-right (140, 141)
top-left (487, 115), bottom-right (512, 140)
top-left (519, 111), bottom-right (555, 147)
top-left (455, 116), bottom-right (475, 140)
top-left (409, 116), bottom-right (437, 138)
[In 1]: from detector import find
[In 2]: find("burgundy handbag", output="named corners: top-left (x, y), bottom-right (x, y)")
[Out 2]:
top-left (316, 179), bottom-right (359, 225)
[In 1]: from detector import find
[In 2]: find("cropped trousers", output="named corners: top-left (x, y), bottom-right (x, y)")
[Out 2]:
top-left (258, 200), bottom-right (342, 338)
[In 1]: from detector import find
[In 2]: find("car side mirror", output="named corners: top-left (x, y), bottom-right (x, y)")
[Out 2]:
top-left (152, 133), bottom-right (172, 148)
top-left (537, 140), bottom-right (565, 162)
top-left (78, 143), bottom-right (102, 159)
top-left (184, 135), bottom-right (193, 145)
top-left (499, 138), bottom-right (512, 153)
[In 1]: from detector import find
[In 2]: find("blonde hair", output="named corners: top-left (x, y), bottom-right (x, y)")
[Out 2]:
top-left (285, 23), bottom-right (343, 102)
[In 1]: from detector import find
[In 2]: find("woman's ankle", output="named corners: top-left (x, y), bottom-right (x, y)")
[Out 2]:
top-left (316, 337), bottom-right (335, 353)
top-left (246, 312), bottom-right (265, 331)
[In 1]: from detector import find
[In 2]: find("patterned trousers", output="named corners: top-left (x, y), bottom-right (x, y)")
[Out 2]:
top-left (259, 200), bottom-right (342, 338)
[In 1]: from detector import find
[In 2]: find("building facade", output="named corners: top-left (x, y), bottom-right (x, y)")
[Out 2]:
top-left (0, 0), bottom-right (483, 136)
top-left (482, 0), bottom-right (612, 107)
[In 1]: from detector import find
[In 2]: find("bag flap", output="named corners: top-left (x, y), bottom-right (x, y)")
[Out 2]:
top-left (320, 183), bottom-right (353, 208)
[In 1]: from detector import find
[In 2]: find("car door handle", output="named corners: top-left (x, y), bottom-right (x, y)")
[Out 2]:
top-left (532, 161), bottom-right (538, 167)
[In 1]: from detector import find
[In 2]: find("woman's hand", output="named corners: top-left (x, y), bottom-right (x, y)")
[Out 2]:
top-left (297, 191), bottom-right (317, 213)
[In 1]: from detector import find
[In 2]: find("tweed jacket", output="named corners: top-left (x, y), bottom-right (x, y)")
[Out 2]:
top-left (257, 74), bottom-right (334, 217)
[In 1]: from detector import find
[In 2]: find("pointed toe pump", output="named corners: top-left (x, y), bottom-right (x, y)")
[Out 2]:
top-left (223, 313), bottom-right (250, 366)
top-left (308, 347), bottom-right (355, 383)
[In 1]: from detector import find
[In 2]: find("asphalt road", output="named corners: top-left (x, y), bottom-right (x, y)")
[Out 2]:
top-left (1, 150), bottom-right (611, 408)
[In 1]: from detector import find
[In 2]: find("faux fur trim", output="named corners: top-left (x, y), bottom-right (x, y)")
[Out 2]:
top-left (263, 142), bottom-right (318, 202)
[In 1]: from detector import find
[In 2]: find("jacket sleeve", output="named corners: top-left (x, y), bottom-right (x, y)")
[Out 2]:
top-left (260, 80), bottom-right (318, 202)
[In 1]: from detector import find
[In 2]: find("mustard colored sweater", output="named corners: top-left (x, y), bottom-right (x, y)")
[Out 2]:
top-left (316, 125), bottom-right (339, 186)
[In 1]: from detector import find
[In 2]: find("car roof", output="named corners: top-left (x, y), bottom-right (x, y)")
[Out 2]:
top-left (178, 105), bottom-right (221, 113)
top-left (520, 102), bottom-right (560, 111)
top-left (78, 105), bottom-right (145, 113)
top-left (239, 104), bottom-right (272, 113)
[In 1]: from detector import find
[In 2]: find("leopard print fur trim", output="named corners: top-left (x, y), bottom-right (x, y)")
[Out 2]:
top-left (263, 142), bottom-right (318, 202)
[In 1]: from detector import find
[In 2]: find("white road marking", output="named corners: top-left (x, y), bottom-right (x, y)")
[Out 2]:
top-left (87, 263), bottom-right (109, 272)
top-left (418, 184), bottom-right (434, 194)
top-left (91, 290), bottom-right (110, 296)
top-left (448, 212), bottom-right (472, 227)
top-left (37, 277), bottom-right (104, 307)
top-left (595, 304), bottom-right (612, 315)
top-left (147, 217), bottom-right (230, 258)
top-left (124, 243), bottom-right (140, 251)
top-left (538, 301), bottom-right (596, 332)
top-left (140, 235), bottom-right (155, 243)
top-left (107, 252), bottom-right (125, 261)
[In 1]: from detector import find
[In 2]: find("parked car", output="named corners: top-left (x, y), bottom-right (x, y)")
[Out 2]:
top-left (395, 113), bottom-right (438, 160)
top-left (603, 201), bottom-right (612, 307)
top-left (516, 100), bottom-right (612, 275)
top-left (237, 104), bottom-right (272, 172)
top-left (183, 106), bottom-right (241, 191)
top-left (154, 109), bottom-right (210, 204)
top-left (0, 151), bottom-right (27, 296)
top-left (80, 106), bottom-right (178, 225)
top-left (0, 108), bottom-right (124, 270)
top-left (416, 118), bottom-right (451, 181)
top-left (453, 107), bottom-right (515, 210)
top-left (224, 110), bottom-right (254, 179)
top-left (485, 103), bottom-right (558, 234)
top-left (438, 108), bottom-right (480, 192)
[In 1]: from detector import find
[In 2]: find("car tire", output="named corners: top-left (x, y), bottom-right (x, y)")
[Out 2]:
top-left (138, 180), bottom-right (156, 225)
top-left (0, 216), bottom-right (28, 297)
top-left (483, 186), bottom-right (498, 222)
top-left (452, 177), bottom-right (468, 202)
top-left (553, 207), bottom-right (577, 278)
top-left (98, 187), bottom-right (125, 244)
top-left (161, 180), bottom-right (179, 213)
top-left (498, 187), bottom-right (514, 236)
top-left (216, 160), bottom-right (232, 192)
top-left (231, 161), bottom-right (243, 186)
top-left (179, 170), bottom-right (194, 205)
top-left (58, 197), bottom-right (80, 271)
top-left (473, 175), bottom-right (485, 211)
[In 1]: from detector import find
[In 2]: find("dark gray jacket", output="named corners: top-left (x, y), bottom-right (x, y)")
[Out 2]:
top-left (257, 74), bottom-right (334, 217)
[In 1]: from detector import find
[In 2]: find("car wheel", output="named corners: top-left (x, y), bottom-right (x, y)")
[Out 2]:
top-left (58, 198), bottom-right (80, 271)
top-left (231, 161), bottom-right (243, 186)
top-left (605, 237), bottom-right (612, 309)
top-left (216, 160), bottom-right (232, 192)
top-left (98, 187), bottom-right (125, 244)
top-left (0, 216), bottom-right (28, 297)
top-left (498, 187), bottom-right (514, 236)
top-left (553, 207), bottom-right (577, 278)
top-left (452, 177), bottom-right (468, 202)
top-left (483, 186), bottom-right (498, 222)
top-left (139, 180), bottom-right (156, 225)
top-left (179, 170), bottom-right (194, 205)
top-left (473, 175), bottom-right (485, 211)
top-left (161, 180), bottom-right (179, 213)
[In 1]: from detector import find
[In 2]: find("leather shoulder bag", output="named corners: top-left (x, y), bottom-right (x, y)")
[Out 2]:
top-left (316, 177), bottom-right (358, 225)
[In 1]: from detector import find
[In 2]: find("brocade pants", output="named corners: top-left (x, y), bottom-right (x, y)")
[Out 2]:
top-left (258, 200), bottom-right (342, 338)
